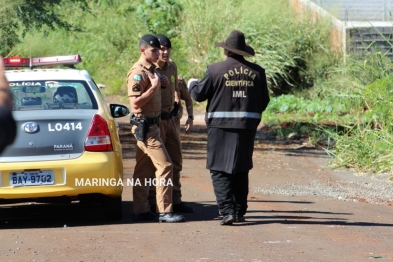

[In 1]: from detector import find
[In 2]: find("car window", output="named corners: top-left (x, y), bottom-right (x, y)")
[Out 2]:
top-left (10, 80), bottom-right (98, 110)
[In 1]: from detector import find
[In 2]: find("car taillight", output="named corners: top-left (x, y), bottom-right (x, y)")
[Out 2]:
top-left (85, 115), bottom-right (113, 152)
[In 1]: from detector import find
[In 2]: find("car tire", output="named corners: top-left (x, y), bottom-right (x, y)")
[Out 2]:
top-left (102, 195), bottom-right (123, 220)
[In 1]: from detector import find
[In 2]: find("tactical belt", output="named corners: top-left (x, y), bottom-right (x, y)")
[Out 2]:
top-left (145, 116), bottom-right (161, 125)
top-left (160, 111), bottom-right (174, 120)
top-left (132, 115), bottom-right (161, 125)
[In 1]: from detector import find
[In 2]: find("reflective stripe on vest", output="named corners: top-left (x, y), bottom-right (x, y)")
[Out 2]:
top-left (207, 112), bottom-right (261, 119)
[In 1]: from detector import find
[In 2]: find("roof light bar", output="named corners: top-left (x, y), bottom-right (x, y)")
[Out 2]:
top-left (3, 54), bottom-right (82, 69)
top-left (3, 57), bottom-right (30, 67)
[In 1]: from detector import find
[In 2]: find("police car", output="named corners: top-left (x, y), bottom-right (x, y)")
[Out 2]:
top-left (0, 55), bottom-right (129, 220)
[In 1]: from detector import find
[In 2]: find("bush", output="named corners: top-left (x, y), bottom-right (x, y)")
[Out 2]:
top-left (136, 0), bottom-right (182, 37)
top-left (362, 76), bottom-right (393, 128)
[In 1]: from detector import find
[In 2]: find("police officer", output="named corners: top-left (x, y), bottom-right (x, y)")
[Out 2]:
top-left (147, 34), bottom-right (194, 213)
top-left (188, 30), bottom-right (270, 225)
top-left (0, 58), bottom-right (16, 155)
top-left (176, 76), bottom-right (194, 131)
top-left (126, 34), bottom-right (185, 223)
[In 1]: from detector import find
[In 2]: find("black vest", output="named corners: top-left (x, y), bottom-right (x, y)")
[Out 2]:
top-left (204, 56), bottom-right (269, 129)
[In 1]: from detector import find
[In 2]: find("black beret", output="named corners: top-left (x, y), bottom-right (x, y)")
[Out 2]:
top-left (156, 34), bottom-right (172, 48)
top-left (141, 34), bottom-right (161, 49)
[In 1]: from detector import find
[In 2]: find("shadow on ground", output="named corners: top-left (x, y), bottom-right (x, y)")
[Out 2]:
top-left (189, 200), bottom-right (393, 228)
top-left (2, 199), bottom-right (392, 229)
top-left (0, 200), bottom-right (133, 229)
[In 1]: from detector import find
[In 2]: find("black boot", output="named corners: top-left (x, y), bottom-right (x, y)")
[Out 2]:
top-left (220, 215), bottom-right (235, 225)
top-left (158, 213), bottom-right (186, 223)
top-left (235, 215), bottom-right (245, 222)
top-left (132, 211), bottom-right (156, 222)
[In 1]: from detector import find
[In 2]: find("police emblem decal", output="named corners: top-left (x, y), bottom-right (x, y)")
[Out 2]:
top-left (133, 74), bottom-right (142, 81)
top-left (132, 85), bottom-right (141, 92)
top-left (171, 75), bottom-right (175, 82)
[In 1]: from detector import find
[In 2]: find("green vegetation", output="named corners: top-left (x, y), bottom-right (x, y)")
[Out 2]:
top-left (2, 0), bottom-right (393, 173)
top-left (0, 0), bottom-right (89, 55)
top-left (4, 0), bottom-right (338, 96)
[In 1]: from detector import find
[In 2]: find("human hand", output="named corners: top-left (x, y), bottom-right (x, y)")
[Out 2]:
top-left (185, 118), bottom-right (193, 132)
top-left (148, 72), bottom-right (160, 90)
top-left (160, 75), bottom-right (169, 88)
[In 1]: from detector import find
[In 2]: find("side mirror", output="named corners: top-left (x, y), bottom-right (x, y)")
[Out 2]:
top-left (109, 104), bottom-right (130, 118)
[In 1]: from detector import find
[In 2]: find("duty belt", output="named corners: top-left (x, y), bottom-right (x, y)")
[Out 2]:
top-left (131, 115), bottom-right (161, 125)
top-left (146, 116), bottom-right (161, 125)
top-left (160, 111), bottom-right (174, 120)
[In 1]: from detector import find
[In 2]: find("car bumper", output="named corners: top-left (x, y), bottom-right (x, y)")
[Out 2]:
top-left (0, 151), bottom-right (123, 199)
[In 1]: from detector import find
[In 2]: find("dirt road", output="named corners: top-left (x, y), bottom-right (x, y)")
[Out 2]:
top-left (1, 114), bottom-right (393, 262)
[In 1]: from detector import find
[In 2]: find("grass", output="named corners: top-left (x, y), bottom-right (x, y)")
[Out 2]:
top-left (7, 0), bottom-right (393, 174)
top-left (10, 0), bottom-right (337, 96)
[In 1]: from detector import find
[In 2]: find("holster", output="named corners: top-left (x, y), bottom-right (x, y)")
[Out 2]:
top-left (172, 102), bottom-right (180, 117)
top-left (130, 117), bottom-right (149, 141)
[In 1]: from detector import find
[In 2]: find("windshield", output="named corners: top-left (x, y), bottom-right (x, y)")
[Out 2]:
top-left (10, 80), bottom-right (98, 110)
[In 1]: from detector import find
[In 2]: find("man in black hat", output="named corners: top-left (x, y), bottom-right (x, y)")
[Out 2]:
top-left (187, 30), bottom-right (270, 225)
top-left (127, 34), bottom-right (185, 223)
top-left (0, 58), bottom-right (16, 155)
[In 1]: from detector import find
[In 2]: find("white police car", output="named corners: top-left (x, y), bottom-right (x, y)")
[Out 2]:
top-left (0, 55), bottom-right (129, 220)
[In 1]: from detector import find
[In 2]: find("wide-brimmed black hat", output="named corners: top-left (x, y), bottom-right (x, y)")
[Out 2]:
top-left (215, 30), bottom-right (255, 57)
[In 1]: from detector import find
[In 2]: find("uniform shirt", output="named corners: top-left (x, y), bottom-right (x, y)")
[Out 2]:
top-left (177, 77), bottom-right (192, 120)
top-left (126, 58), bottom-right (161, 118)
top-left (155, 60), bottom-right (178, 113)
top-left (189, 55), bottom-right (270, 130)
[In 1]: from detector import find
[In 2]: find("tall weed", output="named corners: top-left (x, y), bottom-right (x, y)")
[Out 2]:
top-left (326, 59), bottom-right (393, 173)
top-left (176, 0), bottom-right (338, 96)
top-left (328, 125), bottom-right (393, 173)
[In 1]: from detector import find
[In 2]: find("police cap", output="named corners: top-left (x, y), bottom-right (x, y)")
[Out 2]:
top-left (141, 34), bottom-right (161, 49)
top-left (156, 34), bottom-right (172, 48)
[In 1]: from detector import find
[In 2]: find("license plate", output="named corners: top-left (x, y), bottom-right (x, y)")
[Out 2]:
top-left (10, 171), bottom-right (55, 186)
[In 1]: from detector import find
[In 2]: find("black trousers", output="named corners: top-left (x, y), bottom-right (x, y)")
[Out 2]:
top-left (210, 170), bottom-right (249, 217)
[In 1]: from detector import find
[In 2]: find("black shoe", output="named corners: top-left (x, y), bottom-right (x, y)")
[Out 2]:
top-left (220, 215), bottom-right (235, 225)
top-left (132, 211), bottom-right (156, 222)
top-left (173, 202), bottom-right (194, 213)
top-left (235, 215), bottom-right (245, 222)
top-left (158, 213), bottom-right (185, 223)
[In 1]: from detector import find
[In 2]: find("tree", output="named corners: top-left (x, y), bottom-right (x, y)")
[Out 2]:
top-left (0, 0), bottom-right (89, 56)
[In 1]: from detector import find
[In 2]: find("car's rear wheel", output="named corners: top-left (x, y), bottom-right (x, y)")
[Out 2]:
top-left (102, 195), bottom-right (123, 220)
